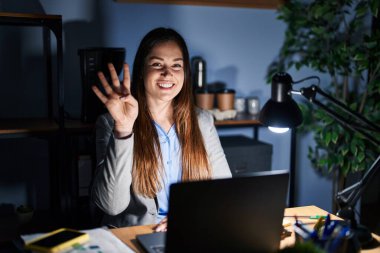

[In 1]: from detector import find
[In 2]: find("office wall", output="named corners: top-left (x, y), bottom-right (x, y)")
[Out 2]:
top-left (1, 0), bottom-right (333, 212)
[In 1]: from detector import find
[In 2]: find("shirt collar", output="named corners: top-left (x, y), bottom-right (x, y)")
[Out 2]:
top-left (153, 121), bottom-right (176, 140)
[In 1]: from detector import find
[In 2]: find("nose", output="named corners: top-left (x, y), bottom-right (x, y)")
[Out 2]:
top-left (161, 66), bottom-right (172, 76)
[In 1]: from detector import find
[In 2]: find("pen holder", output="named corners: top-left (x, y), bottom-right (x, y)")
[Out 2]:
top-left (335, 232), bottom-right (360, 253)
top-left (294, 221), bottom-right (360, 253)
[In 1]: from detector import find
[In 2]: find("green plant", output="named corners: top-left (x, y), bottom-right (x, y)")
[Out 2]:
top-left (268, 0), bottom-right (380, 178)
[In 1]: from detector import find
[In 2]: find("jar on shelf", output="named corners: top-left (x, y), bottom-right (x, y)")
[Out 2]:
top-left (234, 97), bottom-right (246, 113)
top-left (247, 96), bottom-right (260, 115)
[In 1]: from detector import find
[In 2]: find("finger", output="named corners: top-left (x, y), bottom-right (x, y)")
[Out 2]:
top-left (154, 223), bottom-right (167, 232)
top-left (97, 72), bottom-right (113, 95)
top-left (108, 63), bottom-right (121, 88)
top-left (153, 217), bottom-right (168, 232)
top-left (152, 223), bottom-right (159, 231)
top-left (92, 85), bottom-right (108, 104)
top-left (122, 63), bottom-right (131, 94)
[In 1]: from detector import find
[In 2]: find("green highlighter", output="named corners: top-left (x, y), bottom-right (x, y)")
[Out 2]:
top-left (310, 215), bottom-right (327, 219)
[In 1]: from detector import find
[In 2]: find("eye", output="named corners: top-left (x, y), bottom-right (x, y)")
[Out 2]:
top-left (150, 62), bottom-right (163, 68)
top-left (172, 63), bottom-right (183, 70)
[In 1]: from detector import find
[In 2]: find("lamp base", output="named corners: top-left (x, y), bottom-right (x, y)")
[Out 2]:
top-left (352, 224), bottom-right (373, 248)
top-left (337, 207), bottom-right (373, 247)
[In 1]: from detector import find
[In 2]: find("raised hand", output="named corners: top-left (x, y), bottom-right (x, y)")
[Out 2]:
top-left (92, 63), bottom-right (138, 138)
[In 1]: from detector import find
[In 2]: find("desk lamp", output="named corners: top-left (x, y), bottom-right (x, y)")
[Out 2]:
top-left (259, 72), bottom-right (380, 247)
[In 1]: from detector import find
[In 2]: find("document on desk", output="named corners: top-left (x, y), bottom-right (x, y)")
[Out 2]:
top-left (22, 227), bottom-right (135, 253)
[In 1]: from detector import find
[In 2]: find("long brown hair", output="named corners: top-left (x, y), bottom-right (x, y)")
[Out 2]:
top-left (131, 28), bottom-right (211, 198)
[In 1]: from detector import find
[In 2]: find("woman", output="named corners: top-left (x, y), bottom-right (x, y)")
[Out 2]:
top-left (91, 27), bottom-right (231, 231)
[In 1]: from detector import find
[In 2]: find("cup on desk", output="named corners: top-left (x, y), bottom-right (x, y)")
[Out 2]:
top-left (216, 89), bottom-right (235, 111)
top-left (195, 89), bottom-right (214, 110)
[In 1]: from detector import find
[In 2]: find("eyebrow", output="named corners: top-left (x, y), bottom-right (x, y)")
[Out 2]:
top-left (148, 56), bottom-right (183, 62)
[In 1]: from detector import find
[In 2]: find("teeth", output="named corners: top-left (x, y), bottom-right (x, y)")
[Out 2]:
top-left (158, 83), bottom-right (174, 88)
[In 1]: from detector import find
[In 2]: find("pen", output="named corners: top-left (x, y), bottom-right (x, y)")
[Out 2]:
top-left (313, 216), bottom-right (325, 232)
top-left (294, 221), bottom-right (312, 240)
top-left (322, 214), bottom-right (331, 240)
top-left (327, 226), bottom-right (349, 253)
top-left (284, 215), bottom-right (327, 219)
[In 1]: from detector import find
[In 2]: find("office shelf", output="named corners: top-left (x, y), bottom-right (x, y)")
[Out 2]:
top-left (0, 12), bottom-right (64, 131)
top-left (0, 12), bottom-right (61, 19)
top-left (114, 0), bottom-right (285, 9)
top-left (214, 113), bottom-right (261, 140)
top-left (0, 119), bottom-right (59, 136)
top-left (0, 12), bottom-right (64, 232)
top-left (64, 120), bottom-right (95, 134)
top-left (214, 113), bottom-right (260, 126)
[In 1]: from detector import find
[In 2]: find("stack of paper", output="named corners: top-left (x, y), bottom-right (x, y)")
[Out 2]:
top-left (22, 227), bottom-right (135, 253)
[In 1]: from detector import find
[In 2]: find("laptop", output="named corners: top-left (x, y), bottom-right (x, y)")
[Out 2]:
top-left (137, 170), bottom-right (289, 253)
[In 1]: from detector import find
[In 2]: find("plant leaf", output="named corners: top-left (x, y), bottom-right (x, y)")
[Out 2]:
top-left (357, 152), bottom-right (365, 163)
top-left (370, 0), bottom-right (379, 17)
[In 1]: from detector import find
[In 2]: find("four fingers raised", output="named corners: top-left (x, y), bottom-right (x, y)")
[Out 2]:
top-left (93, 62), bottom-right (132, 103)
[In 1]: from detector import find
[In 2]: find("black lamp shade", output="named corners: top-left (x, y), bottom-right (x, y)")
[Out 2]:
top-left (259, 99), bottom-right (302, 128)
top-left (259, 72), bottom-right (303, 128)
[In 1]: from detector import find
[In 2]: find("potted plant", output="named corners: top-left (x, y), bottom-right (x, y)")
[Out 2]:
top-left (267, 0), bottom-right (380, 211)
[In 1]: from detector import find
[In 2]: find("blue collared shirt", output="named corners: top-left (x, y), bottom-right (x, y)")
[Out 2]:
top-left (154, 122), bottom-right (182, 222)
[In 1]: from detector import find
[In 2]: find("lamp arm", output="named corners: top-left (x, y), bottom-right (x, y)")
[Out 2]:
top-left (312, 100), bottom-right (380, 146)
top-left (336, 154), bottom-right (380, 208)
top-left (295, 85), bottom-right (380, 210)
top-left (336, 181), bottom-right (361, 206)
top-left (311, 86), bottom-right (380, 132)
top-left (298, 85), bottom-right (380, 146)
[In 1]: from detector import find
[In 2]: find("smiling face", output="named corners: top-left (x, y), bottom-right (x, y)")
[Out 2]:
top-left (143, 40), bottom-right (184, 107)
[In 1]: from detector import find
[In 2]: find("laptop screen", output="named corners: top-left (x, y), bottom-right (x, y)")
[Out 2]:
top-left (165, 170), bottom-right (289, 253)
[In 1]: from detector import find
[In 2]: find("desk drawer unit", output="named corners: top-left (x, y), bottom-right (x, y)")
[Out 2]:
top-left (220, 135), bottom-right (272, 177)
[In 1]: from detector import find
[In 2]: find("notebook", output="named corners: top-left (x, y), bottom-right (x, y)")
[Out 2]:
top-left (137, 170), bottom-right (289, 253)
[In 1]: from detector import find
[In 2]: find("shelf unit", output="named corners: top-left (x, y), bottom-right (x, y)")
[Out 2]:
top-left (114, 0), bottom-right (285, 9)
top-left (215, 113), bottom-right (260, 140)
top-left (0, 12), bottom-right (64, 230)
top-left (0, 12), bottom-right (64, 131)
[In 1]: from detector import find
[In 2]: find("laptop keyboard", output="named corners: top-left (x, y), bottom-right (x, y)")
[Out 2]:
top-left (152, 246), bottom-right (165, 253)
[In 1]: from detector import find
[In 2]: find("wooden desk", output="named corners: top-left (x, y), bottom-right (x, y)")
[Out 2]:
top-left (111, 205), bottom-right (380, 253)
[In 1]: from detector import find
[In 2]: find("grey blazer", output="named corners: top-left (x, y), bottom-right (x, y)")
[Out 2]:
top-left (91, 109), bottom-right (231, 228)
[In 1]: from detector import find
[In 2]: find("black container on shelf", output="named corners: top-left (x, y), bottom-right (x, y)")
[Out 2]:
top-left (78, 48), bottom-right (125, 123)
top-left (191, 56), bottom-right (207, 90)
